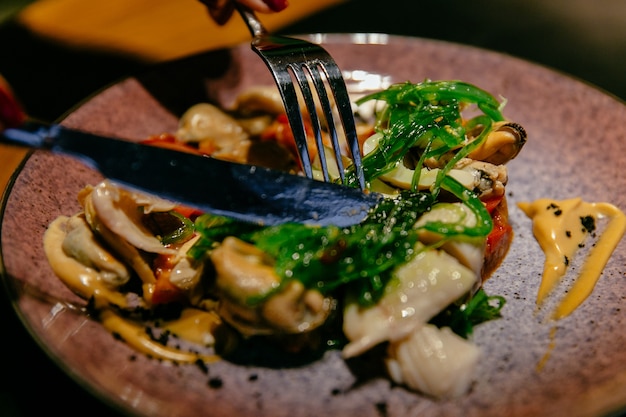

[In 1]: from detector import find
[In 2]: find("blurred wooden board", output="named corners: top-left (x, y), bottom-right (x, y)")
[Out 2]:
top-left (17, 0), bottom-right (344, 62)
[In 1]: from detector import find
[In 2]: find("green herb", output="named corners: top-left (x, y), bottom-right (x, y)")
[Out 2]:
top-left (149, 210), bottom-right (195, 245)
top-left (429, 288), bottom-right (506, 338)
top-left (187, 214), bottom-right (262, 259)
top-left (344, 80), bottom-right (505, 189)
top-left (249, 191), bottom-right (434, 306)
top-left (431, 175), bottom-right (493, 238)
top-left (189, 80), bottom-right (506, 317)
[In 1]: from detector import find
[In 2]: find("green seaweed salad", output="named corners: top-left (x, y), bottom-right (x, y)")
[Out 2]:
top-left (183, 80), bottom-right (509, 341)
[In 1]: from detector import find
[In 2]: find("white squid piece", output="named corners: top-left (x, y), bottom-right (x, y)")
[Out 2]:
top-left (415, 202), bottom-right (486, 277)
top-left (385, 324), bottom-right (480, 398)
top-left (342, 244), bottom-right (478, 358)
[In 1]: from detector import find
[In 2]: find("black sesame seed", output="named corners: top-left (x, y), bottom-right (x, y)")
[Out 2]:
top-left (195, 359), bottom-right (209, 374)
top-left (208, 377), bottom-right (223, 389)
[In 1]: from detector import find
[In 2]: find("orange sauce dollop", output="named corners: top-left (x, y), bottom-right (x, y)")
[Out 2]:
top-left (518, 198), bottom-right (626, 320)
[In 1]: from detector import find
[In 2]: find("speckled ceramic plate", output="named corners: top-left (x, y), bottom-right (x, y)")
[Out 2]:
top-left (2, 34), bottom-right (626, 417)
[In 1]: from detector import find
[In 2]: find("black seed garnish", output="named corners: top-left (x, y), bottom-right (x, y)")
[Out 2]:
top-left (375, 401), bottom-right (388, 417)
top-left (580, 215), bottom-right (596, 233)
top-left (547, 203), bottom-right (562, 216)
top-left (208, 377), bottom-right (223, 388)
top-left (195, 359), bottom-right (209, 374)
top-left (86, 296), bottom-right (99, 316)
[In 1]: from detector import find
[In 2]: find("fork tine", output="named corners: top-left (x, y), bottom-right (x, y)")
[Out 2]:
top-left (236, 4), bottom-right (366, 189)
top-left (306, 62), bottom-right (347, 184)
top-left (289, 63), bottom-right (331, 182)
top-left (271, 68), bottom-right (314, 178)
top-left (293, 60), bottom-right (366, 188)
top-left (322, 63), bottom-right (366, 190)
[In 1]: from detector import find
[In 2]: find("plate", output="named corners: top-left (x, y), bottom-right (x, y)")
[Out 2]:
top-left (2, 34), bottom-right (626, 417)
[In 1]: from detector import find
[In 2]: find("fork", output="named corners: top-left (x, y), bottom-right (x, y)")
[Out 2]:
top-left (235, 4), bottom-right (366, 189)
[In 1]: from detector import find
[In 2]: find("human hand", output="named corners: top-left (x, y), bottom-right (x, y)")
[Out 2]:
top-left (200, 0), bottom-right (288, 25)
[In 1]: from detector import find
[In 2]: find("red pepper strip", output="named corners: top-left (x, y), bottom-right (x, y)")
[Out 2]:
top-left (0, 77), bottom-right (26, 129)
top-left (486, 208), bottom-right (512, 255)
top-left (483, 195), bottom-right (513, 279)
top-left (260, 113), bottom-right (318, 170)
top-left (483, 195), bottom-right (504, 214)
top-left (174, 206), bottom-right (204, 221)
top-left (141, 133), bottom-right (206, 155)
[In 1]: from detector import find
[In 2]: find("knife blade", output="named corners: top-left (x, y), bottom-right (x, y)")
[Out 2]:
top-left (2, 120), bottom-right (382, 227)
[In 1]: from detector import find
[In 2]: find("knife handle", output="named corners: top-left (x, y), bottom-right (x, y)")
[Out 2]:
top-left (0, 76), bottom-right (53, 150)
top-left (1, 119), bottom-right (60, 150)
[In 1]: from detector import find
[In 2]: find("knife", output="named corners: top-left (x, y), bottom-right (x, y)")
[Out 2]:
top-left (1, 120), bottom-right (382, 227)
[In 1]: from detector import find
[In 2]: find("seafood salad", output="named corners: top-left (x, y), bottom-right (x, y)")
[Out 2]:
top-left (43, 80), bottom-right (527, 399)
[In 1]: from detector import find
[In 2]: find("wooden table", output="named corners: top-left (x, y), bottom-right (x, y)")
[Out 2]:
top-left (0, 145), bottom-right (27, 197)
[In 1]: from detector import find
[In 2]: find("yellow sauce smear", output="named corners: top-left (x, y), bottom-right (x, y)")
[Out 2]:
top-left (536, 327), bottom-right (558, 372)
top-left (518, 198), bottom-right (626, 320)
top-left (44, 217), bottom-right (222, 363)
top-left (100, 309), bottom-right (221, 364)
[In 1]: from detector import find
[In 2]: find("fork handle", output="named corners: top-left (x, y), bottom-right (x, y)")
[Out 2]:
top-left (235, 3), bottom-right (268, 38)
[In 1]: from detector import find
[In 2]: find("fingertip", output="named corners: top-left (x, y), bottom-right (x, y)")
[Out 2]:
top-left (263, 0), bottom-right (288, 12)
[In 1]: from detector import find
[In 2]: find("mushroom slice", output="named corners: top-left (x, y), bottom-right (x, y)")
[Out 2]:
top-left (167, 235), bottom-right (205, 304)
top-left (233, 86), bottom-right (285, 116)
top-left (176, 102), bottom-right (250, 159)
top-left (211, 236), bottom-right (280, 305)
top-left (261, 281), bottom-right (332, 333)
top-left (211, 237), bottom-right (332, 336)
top-left (43, 215), bottom-right (136, 308)
top-left (61, 213), bottom-right (130, 288)
top-left (82, 190), bottom-right (157, 286)
top-left (87, 180), bottom-right (176, 255)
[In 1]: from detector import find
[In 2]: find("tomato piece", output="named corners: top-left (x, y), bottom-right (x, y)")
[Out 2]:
top-left (483, 196), bottom-right (513, 279)
top-left (151, 254), bottom-right (186, 305)
top-left (173, 205), bottom-right (203, 221)
top-left (141, 133), bottom-right (203, 155)
top-left (260, 113), bottom-right (318, 166)
top-left (483, 195), bottom-right (504, 214)
top-left (486, 209), bottom-right (512, 254)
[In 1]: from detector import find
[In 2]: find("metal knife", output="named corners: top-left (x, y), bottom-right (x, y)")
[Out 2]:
top-left (1, 120), bottom-right (382, 227)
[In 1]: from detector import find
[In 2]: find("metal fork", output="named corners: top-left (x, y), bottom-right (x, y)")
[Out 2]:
top-left (235, 4), bottom-right (365, 189)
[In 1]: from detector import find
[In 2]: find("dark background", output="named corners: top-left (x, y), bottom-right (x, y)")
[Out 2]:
top-left (1, 0), bottom-right (625, 416)
top-left (2, 0), bottom-right (626, 122)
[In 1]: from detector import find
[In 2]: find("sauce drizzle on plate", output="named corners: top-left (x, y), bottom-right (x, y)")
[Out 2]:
top-left (518, 198), bottom-right (626, 319)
